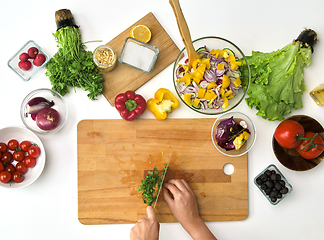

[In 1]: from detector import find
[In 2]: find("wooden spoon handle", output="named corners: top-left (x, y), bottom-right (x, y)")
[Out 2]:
top-left (169, 0), bottom-right (200, 68)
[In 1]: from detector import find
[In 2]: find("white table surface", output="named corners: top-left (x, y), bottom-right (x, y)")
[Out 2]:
top-left (1, 0), bottom-right (324, 239)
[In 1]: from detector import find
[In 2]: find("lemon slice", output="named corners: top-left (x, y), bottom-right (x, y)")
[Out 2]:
top-left (130, 25), bottom-right (152, 43)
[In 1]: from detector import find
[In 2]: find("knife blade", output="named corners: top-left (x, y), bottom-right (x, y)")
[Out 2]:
top-left (153, 153), bottom-right (172, 208)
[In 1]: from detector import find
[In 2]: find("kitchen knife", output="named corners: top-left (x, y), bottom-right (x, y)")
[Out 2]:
top-left (153, 153), bottom-right (171, 208)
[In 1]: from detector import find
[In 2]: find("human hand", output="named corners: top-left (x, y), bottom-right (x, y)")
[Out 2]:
top-left (163, 179), bottom-right (217, 240)
top-left (130, 206), bottom-right (160, 240)
top-left (162, 179), bottom-right (201, 229)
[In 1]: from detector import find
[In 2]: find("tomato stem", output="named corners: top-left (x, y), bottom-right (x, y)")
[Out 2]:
top-left (297, 133), bottom-right (324, 152)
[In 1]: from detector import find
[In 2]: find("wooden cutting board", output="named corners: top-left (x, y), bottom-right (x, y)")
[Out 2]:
top-left (101, 12), bottom-right (180, 106)
top-left (77, 119), bottom-right (248, 225)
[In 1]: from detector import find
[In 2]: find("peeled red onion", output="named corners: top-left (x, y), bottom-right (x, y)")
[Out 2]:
top-left (36, 108), bottom-right (61, 130)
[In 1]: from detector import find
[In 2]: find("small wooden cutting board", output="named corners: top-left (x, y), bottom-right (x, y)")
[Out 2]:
top-left (101, 12), bottom-right (180, 106)
top-left (77, 119), bottom-right (248, 225)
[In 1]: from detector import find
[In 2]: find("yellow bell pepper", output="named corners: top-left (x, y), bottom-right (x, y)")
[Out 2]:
top-left (204, 90), bottom-right (216, 101)
top-left (207, 82), bottom-right (217, 90)
top-left (233, 77), bottom-right (242, 87)
top-left (177, 74), bottom-right (191, 86)
top-left (193, 98), bottom-right (200, 108)
top-left (198, 88), bottom-right (206, 99)
top-left (147, 88), bottom-right (180, 120)
top-left (184, 93), bottom-right (194, 106)
top-left (222, 75), bottom-right (230, 89)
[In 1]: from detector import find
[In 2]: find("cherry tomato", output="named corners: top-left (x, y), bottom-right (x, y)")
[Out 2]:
top-left (274, 120), bottom-right (305, 149)
top-left (0, 142), bottom-right (8, 153)
top-left (0, 162), bottom-right (4, 172)
top-left (16, 162), bottom-right (28, 174)
top-left (5, 164), bottom-right (16, 174)
top-left (8, 139), bottom-right (19, 151)
top-left (24, 156), bottom-right (36, 168)
top-left (20, 141), bottom-right (31, 152)
top-left (12, 171), bottom-right (25, 183)
top-left (13, 150), bottom-right (25, 162)
top-left (1, 152), bottom-right (13, 164)
top-left (27, 145), bottom-right (40, 158)
top-left (296, 132), bottom-right (324, 159)
top-left (0, 171), bottom-right (11, 183)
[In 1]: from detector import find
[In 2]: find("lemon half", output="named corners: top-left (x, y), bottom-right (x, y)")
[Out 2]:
top-left (130, 25), bottom-right (151, 43)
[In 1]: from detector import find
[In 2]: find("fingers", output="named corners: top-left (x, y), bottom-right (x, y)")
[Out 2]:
top-left (168, 179), bottom-right (192, 193)
top-left (146, 206), bottom-right (156, 220)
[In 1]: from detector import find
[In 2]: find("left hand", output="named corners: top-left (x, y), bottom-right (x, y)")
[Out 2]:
top-left (130, 206), bottom-right (160, 240)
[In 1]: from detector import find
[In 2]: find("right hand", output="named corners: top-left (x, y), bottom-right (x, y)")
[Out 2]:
top-left (162, 179), bottom-right (201, 229)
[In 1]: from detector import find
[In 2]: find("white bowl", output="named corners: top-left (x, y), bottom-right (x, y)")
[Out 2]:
top-left (0, 126), bottom-right (46, 189)
top-left (211, 111), bottom-right (256, 157)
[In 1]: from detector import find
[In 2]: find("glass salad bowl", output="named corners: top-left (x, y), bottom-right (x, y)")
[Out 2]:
top-left (211, 111), bottom-right (256, 157)
top-left (173, 36), bottom-right (250, 115)
top-left (20, 88), bottom-right (68, 134)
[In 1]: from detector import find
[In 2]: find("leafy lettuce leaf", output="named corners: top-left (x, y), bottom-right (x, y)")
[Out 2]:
top-left (240, 41), bottom-right (312, 121)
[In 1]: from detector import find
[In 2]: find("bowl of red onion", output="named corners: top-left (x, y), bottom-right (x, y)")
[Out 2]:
top-left (173, 36), bottom-right (250, 115)
top-left (20, 88), bottom-right (68, 134)
top-left (211, 111), bottom-right (256, 157)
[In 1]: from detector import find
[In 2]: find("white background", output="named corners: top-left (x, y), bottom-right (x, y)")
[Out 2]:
top-left (1, 0), bottom-right (324, 239)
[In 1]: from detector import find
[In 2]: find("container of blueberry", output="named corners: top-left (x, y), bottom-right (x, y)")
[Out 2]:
top-left (254, 164), bottom-right (293, 205)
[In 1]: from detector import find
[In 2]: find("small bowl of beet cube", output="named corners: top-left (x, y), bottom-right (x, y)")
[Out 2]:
top-left (7, 40), bottom-right (49, 81)
top-left (254, 164), bottom-right (293, 205)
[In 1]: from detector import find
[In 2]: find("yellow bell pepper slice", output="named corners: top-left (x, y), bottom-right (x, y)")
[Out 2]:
top-left (222, 97), bottom-right (229, 108)
top-left (217, 63), bottom-right (224, 70)
top-left (222, 75), bottom-right (230, 89)
top-left (184, 93), bottom-right (194, 106)
top-left (204, 90), bottom-right (216, 101)
top-left (193, 98), bottom-right (200, 108)
top-left (207, 82), bottom-right (217, 90)
top-left (177, 74), bottom-right (192, 86)
top-left (147, 88), bottom-right (179, 120)
top-left (198, 88), bottom-right (206, 99)
top-left (233, 77), bottom-right (241, 87)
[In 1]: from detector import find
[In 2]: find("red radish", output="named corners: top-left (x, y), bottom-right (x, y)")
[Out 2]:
top-left (36, 108), bottom-right (61, 130)
top-left (18, 61), bottom-right (32, 71)
top-left (28, 47), bottom-right (39, 59)
top-left (33, 54), bottom-right (46, 67)
top-left (19, 52), bottom-right (29, 61)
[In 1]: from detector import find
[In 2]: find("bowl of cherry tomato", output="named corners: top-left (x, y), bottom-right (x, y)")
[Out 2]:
top-left (273, 115), bottom-right (324, 171)
top-left (0, 126), bottom-right (46, 189)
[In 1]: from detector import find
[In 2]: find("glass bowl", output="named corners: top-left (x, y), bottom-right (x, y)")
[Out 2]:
top-left (20, 88), bottom-right (68, 134)
top-left (254, 164), bottom-right (293, 205)
top-left (173, 36), bottom-right (250, 115)
top-left (211, 111), bottom-right (256, 157)
top-left (0, 126), bottom-right (46, 189)
top-left (119, 37), bottom-right (159, 73)
top-left (7, 40), bottom-right (49, 81)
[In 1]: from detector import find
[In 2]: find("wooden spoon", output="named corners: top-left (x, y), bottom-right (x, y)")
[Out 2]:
top-left (169, 0), bottom-right (201, 69)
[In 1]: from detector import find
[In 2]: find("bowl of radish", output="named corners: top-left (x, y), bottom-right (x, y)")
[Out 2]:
top-left (20, 88), bottom-right (68, 134)
top-left (173, 36), bottom-right (250, 115)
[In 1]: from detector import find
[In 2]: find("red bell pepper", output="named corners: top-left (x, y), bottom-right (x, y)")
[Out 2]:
top-left (114, 91), bottom-right (146, 121)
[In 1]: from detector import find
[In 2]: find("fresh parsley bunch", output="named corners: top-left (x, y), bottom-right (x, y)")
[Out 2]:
top-left (45, 26), bottom-right (104, 100)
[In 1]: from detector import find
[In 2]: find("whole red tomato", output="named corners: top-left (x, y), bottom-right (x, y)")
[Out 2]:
top-left (5, 164), bottom-right (16, 174)
top-left (296, 132), bottom-right (324, 159)
top-left (16, 162), bottom-right (28, 174)
top-left (0, 142), bottom-right (8, 153)
top-left (0, 171), bottom-right (11, 183)
top-left (8, 139), bottom-right (19, 151)
top-left (20, 141), bottom-right (31, 152)
top-left (1, 152), bottom-right (13, 164)
top-left (27, 145), bottom-right (40, 158)
top-left (13, 150), bottom-right (25, 162)
top-left (24, 156), bottom-right (36, 168)
top-left (12, 171), bottom-right (25, 183)
top-left (0, 162), bottom-right (4, 172)
top-left (274, 120), bottom-right (305, 149)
